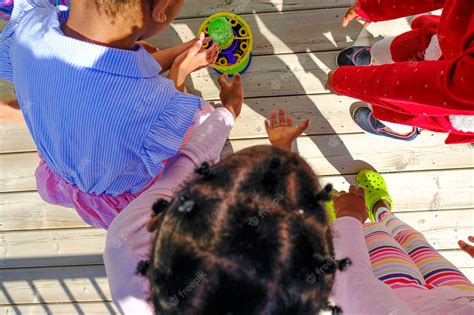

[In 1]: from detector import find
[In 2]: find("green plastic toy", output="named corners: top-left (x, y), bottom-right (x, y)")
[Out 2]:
top-left (207, 17), bottom-right (234, 49)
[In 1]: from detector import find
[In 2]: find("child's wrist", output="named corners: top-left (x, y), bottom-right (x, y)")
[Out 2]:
top-left (270, 139), bottom-right (292, 151)
top-left (223, 105), bottom-right (237, 119)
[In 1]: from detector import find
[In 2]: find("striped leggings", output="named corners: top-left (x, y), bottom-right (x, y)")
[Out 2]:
top-left (364, 209), bottom-right (473, 291)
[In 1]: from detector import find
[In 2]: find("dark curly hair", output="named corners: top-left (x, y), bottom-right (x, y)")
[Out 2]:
top-left (86, 0), bottom-right (153, 18)
top-left (139, 145), bottom-right (349, 314)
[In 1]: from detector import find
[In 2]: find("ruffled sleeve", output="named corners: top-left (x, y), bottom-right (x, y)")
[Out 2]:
top-left (0, 0), bottom-right (58, 81)
top-left (141, 91), bottom-right (202, 178)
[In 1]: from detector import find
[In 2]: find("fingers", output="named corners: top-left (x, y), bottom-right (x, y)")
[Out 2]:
top-left (231, 73), bottom-right (242, 87)
top-left (265, 119), bottom-right (272, 134)
top-left (469, 236), bottom-right (474, 242)
top-left (218, 73), bottom-right (230, 89)
top-left (206, 43), bottom-right (219, 65)
top-left (188, 32), bottom-right (206, 55)
top-left (295, 119), bottom-right (310, 135)
top-left (270, 111), bottom-right (278, 128)
top-left (349, 185), bottom-right (365, 198)
top-left (458, 240), bottom-right (474, 258)
top-left (279, 108), bottom-right (286, 127)
top-left (266, 109), bottom-right (309, 132)
top-left (342, 8), bottom-right (356, 27)
top-left (363, 21), bottom-right (371, 28)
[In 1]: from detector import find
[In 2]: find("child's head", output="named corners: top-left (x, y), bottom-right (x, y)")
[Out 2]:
top-left (84, 0), bottom-right (184, 39)
top-left (141, 145), bottom-right (345, 314)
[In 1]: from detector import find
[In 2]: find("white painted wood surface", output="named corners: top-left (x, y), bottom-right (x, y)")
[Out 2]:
top-left (0, 1), bottom-right (472, 311)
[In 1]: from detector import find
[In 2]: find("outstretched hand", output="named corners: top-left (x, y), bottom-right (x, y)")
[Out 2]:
top-left (342, 5), bottom-right (371, 28)
top-left (265, 108), bottom-right (310, 150)
top-left (459, 236), bottom-right (474, 258)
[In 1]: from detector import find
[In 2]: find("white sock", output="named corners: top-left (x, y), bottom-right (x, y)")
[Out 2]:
top-left (375, 206), bottom-right (390, 221)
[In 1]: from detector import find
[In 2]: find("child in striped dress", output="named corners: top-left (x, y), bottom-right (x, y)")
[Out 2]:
top-left (0, 0), bottom-right (231, 229)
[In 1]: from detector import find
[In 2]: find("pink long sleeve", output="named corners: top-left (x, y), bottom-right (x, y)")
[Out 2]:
top-left (332, 217), bottom-right (415, 315)
top-left (104, 107), bottom-right (234, 314)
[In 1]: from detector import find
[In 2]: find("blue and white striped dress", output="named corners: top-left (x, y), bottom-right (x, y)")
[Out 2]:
top-left (0, 0), bottom-right (202, 197)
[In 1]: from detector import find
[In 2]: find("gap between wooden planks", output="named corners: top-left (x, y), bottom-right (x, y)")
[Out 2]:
top-left (0, 208), bottom-right (472, 270)
top-left (1, 132), bottom-right (472, 193)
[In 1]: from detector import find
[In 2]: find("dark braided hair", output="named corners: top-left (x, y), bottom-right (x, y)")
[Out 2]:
top-left (142, 145), bottom-right (349, 314)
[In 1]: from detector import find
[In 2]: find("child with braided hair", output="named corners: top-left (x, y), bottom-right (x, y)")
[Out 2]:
top-left (104, 108), bottom-right (473, 314)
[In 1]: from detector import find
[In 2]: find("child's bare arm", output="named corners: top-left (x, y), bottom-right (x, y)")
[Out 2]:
top-left (265, 108), bottom-right (310, 151)
top-left (0, 97), bottom-right (23, 124)
top-left (139, 38), bottom-right (202, 73)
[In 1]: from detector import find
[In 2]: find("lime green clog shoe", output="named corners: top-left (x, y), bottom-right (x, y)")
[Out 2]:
top-left (325, 199), bottom-right (337, 223)
top-left (356, 170), bottom-right (393, 222)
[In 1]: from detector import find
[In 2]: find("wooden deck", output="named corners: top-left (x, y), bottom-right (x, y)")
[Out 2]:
top-left (1, 1), bottom-right (473, 313)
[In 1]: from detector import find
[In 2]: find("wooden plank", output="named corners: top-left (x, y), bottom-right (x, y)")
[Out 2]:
top-left (0, 94), bottom-right (363, 153)
top-left (1, 168), bottom-right (472, 231)
top-left (395, 209), bottom-right (474, 251)
top-left (0, 152), bottom-right (38, 193)
top-left (1, 133), bottom-right (472, 191)
top-left (0, 265), bottom-right (110, 305)
top-left (0, 248), bottom-right (472, 306)
top-left (177, 0), bottom-right (352, 19)
top-left (0, 228), bottom-right (106, 269)
top-left (0, 192), bottom-right (85, 231)
top-left (0, 120), bottom-right (34, 154)
top-left (0, 302), bottom-right (118, 315)
top-left (320, 170), bottom-right (474, 213)
top-left (439, 249), bottom-right (474, 269)
top-left (1, 209), bottom-right (472, 269)
top-left (154, 9), bottom-right (363, 55)
top-left (224, 132), bottom-right (473, 175)
top-left (184, 51), bottom-right (335, 101)
top-left (3, 265), bottom-right (469, 307)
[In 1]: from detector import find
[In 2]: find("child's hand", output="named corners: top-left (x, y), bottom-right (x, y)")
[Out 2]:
top-left (218, 74), bottom-right (243, 119)
top-left (265, 108), bottom-right (310, 150)
top-left (325, 70), bottom-right (337, 94)
top-left (334, 185), bottom-right (368, 224)
top-left (169, 33), bottom-right (219, 91)
top-left (458, 236), bottom-right (474, 258)
top-left (173, 32), bottom-right (219, 74)
top-left (342, 5), bottom-right (371, 28)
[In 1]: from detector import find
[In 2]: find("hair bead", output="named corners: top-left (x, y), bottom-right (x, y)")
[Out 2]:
top-left (152, 199), bottom-right (171, 215)
top-left (331, 305), bottom-right (343, 315)
top-left (177, 194), bottom-right (195, 213)
top-left (195, 162), bottom-right (213, 177)
top-left (337, 258), bottom-right (352, 271)
top-left (136, 260), bottom-right (150, 276)
top-left (315, 184), bottom-right (333, 202)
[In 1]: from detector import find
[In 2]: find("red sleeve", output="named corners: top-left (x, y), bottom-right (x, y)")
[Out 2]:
top-left (355, 0), bottom-right (446, 22)
top-left (332, 48), bottom-right (474, 118)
